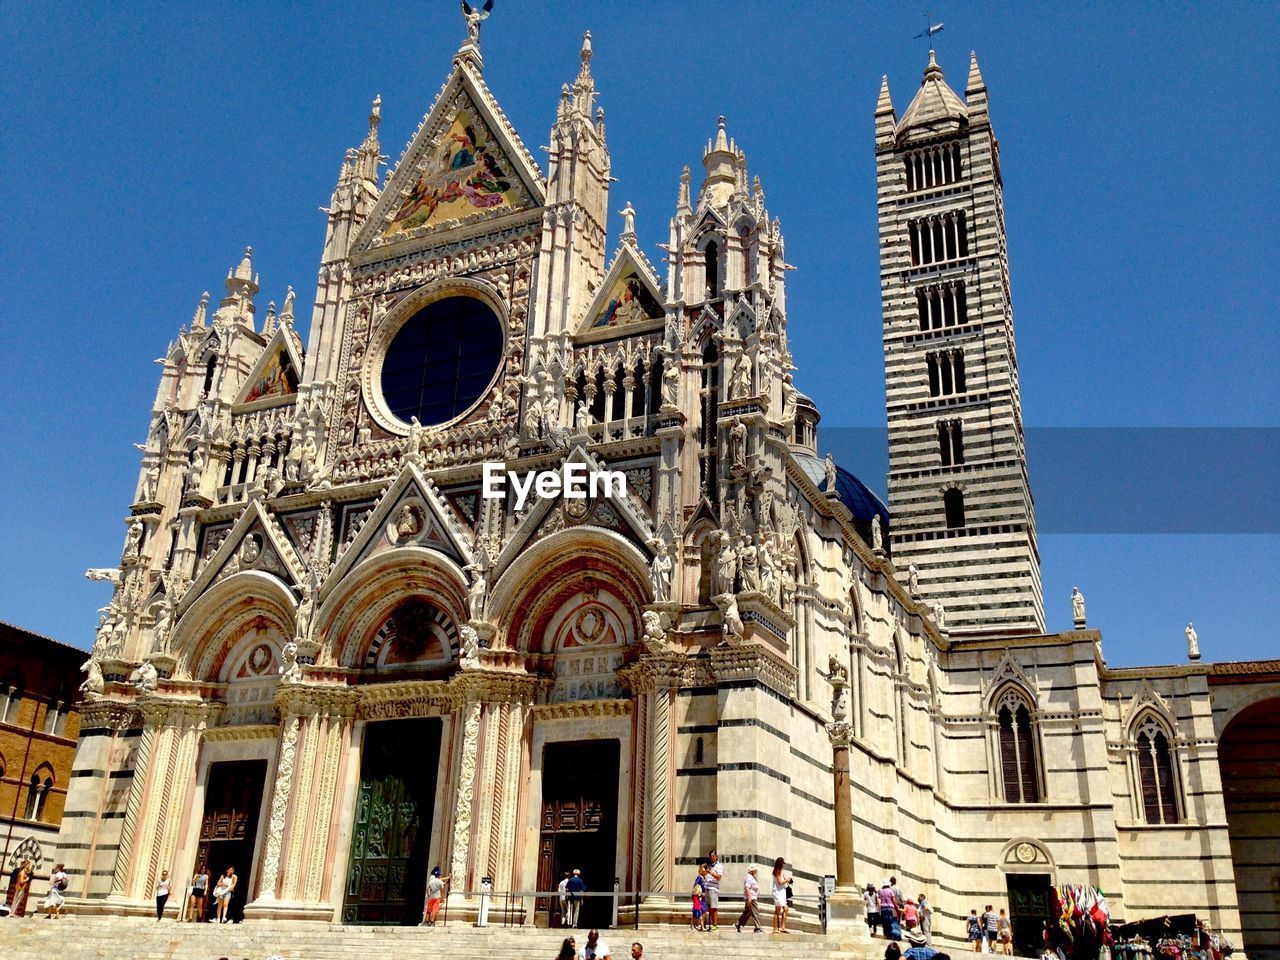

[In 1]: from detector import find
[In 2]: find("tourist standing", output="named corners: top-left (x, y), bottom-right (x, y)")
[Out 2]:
top-left (557, 871), bottom-right (571, 928)
top-left (555, 936), bottom-right (578, 960)
top-left (213, 866), bottom-right (237, 923)
top-left (997, 908), bottom-right (1013, 955)
top-left (41, 863), bottom-right (68, 919)
top-left (188, 862), bottom-right (209, 922)
top-left (865, 882), bottom-right (880, 936)
top-left (423, 866), bottom-right (449, 925)
top-left (565, 868), bottom-right (586, 928)
top-left (879, 879), bottom-right (900, 940)
top-left (6, 859), bottom-right (33, 917)
top-left (155, 869), bottom-right (172, 920)
top-left (918, 893), bottom-right (932, 943)
top-left (886, 939), bottom-right (903, 960)
top-left (705, 849), bottom-right (724, 930)
top-left (770, 857), bottom-right (792, 934)
top-left (982, 904), bottom-right (1000, 952)
top-left (630, 944), bottom-right (644, 958)
top-left (735, 864), bottom-right (762, 933)
top-left (967, 908), bottom-right (983, 952)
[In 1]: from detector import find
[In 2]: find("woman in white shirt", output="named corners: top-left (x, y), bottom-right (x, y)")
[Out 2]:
top-left (155, 870), bottom-right (171, 921)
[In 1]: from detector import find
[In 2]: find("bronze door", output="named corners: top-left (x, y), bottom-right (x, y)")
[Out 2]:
top-left (342, 718), bottom-right (441, 925)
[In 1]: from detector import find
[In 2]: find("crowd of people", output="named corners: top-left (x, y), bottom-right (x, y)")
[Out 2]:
top-left (554, 931), bottom-right (644, 959)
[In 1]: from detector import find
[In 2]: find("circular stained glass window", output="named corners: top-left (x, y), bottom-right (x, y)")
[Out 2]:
top-left (379, 295), bottom-right (503, 427)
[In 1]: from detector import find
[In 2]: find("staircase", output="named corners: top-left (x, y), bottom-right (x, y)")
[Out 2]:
top-left (0, 915), bottom-right (875, 960)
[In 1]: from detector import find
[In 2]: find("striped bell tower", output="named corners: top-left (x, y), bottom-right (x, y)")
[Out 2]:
top-left (876, 50), bottom-right (1044, 636)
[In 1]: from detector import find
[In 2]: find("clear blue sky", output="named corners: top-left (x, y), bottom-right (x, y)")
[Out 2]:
top-left (1, 2), bottom-right (1275, 665)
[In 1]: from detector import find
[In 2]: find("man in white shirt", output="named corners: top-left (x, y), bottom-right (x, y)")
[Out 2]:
top-left (581, 928), bottom-right (611, 959)
top-left (705, 849), bottom-right (724, 930)
top-left (557, 872), bottom-right (570, 927)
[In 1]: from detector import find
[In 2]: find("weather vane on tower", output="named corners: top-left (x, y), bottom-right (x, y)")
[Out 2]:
top-left (913, 12), bottom-right (944, 50)
top-left (461, 0), bottom-right (495, 44)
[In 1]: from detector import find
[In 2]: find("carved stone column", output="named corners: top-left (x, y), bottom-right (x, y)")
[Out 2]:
top-left (448, 697), bottom-right (482, 899)
top-left (109, 699), bottom-right (215, 907)
top-left (249, 682), bottom-right (360, 919)
top-left (620, 652), bottom-right (685, 915)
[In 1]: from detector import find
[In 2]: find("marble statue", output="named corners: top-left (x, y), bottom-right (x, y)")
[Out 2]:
top-left (79, 657), bottom-right (105, 697)
top-left (729, 354), bottom-right (752, 399)
top-left (466, 560), bottom-right (489, 621)
top-left (908, 563), bottom-right (919, 597)
top-left (715, 531), bottom-right (738, 595)
top-left (141, 465), bottom-right (160, 502)
top-left (648, 538), bottom-right (673, 604)
top-left (1186, 622), bottom-right (1200, 660)
top-left (124, 520), bottom-right (143, 561)
top-left (642, 609), bottom-right (665, 646)
top-left (717, 592), bottom-right (743, 643)
top-left (135, 660), bottom-right (159, 693)
top-left (85, 567), bottom-right (122, 585)
top-left (823, 454), bottom-right (837, 493)
top-left (1072, 586), bottom-right (1086, 625)
top-left (871, 513), bottom-right (884, 553)
top-left (279, 640), bottom-right (302, 682)
top-left (295, 578), bottom-right (315, 642)
top-left (661, 351), bottom-right (680, 407)
top-left (459, 624), bottom-right (481, 666)
top-left (729, 419), bottom-right (748, 468)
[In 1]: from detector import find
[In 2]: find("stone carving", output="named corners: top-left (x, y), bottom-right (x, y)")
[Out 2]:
top-left (642, 609), bottom-right (666, 647)
top-left (729, 353), bottom-right (752, 399)
top-left (738, 538), bottom-right (760, 592)
top-left (465, 558), bottom-right (489, 622)
top-left (826, 655), bottom-right (850, 721)
top-left (715, 531), bottom-right (738, 595)
top-left (461, 0), bottom-right (492, 43)
top-left (407, 416), bottom-right (425, 464)
top-left (1071, 586), bottom-right (1086, 626)
top-left (930, 599), bottom-right (947, 630)
top-left (823, 454), bottom-right (837, 493)
top-left (279, 640), bottom-right (302, 682)
top-left (871, 513), bottom-right (884, 553)
top-left (781, 373), bottom-right (797, 425)
top-left (459, 624), bottom-right (481, 666)
top-left (647, 537), bottom-right (673, 603)
top-left (150, 598), bottom-right (173, 655)
top-left (449, 700), bottom-right (482, 886)
top-left (1185, 622), bottom-right (1200, 661)
top-left (123, 521), bottom-right (143, 562)
top-left (394, 502), bottom-right (424, 541)
top-left (79, 657), bottom-right (105, 697)
top-left (260, 713), bottom-right (300, 899)
top-left (140, 465), bottom-right (160, 502)
top-left (908, 563), bottom-right (920, 598)
top-left (134, 660), bottom-right (158, 693)
top-left (85, 567), bottom-right (122, 585)
top-left (240, 534), bottom-right (262, 566)
top-left (728, 418), bottom-right (747, 469)
top-left (661, 351), bottom-right (680, 408)
top-left (715, 592), bottom-right (744, 644)
top-left (294, 573), bottom-right (316, 643)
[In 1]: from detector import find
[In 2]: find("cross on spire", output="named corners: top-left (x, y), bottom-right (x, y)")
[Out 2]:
top-left (913, 12), bottom-right (944, 51)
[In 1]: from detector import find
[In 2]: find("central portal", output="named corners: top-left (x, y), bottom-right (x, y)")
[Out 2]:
top-left (342, 717), bottom-right (442, 925)
top-left (537, 739), bottom-right (621, 929)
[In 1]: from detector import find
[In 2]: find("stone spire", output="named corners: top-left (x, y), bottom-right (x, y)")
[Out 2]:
top-left (219, 246), bottom-right (259, 329)
top-left (895, 50), bottom-right (968, 141)
top-left (700, 116), bottom-right (739, 208)
top-left (191, 290), bottom-right (210, 328)
top-left (875, 75), bottom-right (897, 147)
top-left (676, 165), bottom-right (692, 217)
top-left (965, 51), bottom-right (989, 125)
top-left (574, 31), bottom-right (596, 117)
top-left (353, 94), bottom-right (383, 184)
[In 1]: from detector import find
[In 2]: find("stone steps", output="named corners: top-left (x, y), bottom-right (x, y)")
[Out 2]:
top-left (0, 915), bottom-right (875, 960)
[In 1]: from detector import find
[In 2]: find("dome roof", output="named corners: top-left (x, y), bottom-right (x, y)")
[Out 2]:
top-left (795, 453), bottom-right (889, 528)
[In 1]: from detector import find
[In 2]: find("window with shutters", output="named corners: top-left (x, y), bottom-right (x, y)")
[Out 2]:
top-left (1134, 716), bottom-right (1180, 824)
top-left (995, 689), bottom-right (1041, 803)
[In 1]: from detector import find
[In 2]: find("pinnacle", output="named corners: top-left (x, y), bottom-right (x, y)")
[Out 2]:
top-left (876, 75), bottom-right (895, 115)
top-left (966, 50), bottom-right (986, 94)
top-left (923, 48), bottom-right (944, 83)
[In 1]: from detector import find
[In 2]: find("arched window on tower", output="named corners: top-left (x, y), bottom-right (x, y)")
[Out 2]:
top-left (202, 355), bottom-right (217, 397)
top-left (996, 690), bottom-right (1041, 803)
top-left (944, 488), bottom-right (965, 528)
top-left (1135, 717), bottom-right (1180, 824)
top-left (705, 241), bottom-right (720, 298)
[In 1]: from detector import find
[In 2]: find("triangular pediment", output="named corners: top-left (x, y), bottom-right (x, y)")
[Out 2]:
top-left (322, 463), bottom-right (476, 600)
top-left (576, 243), bottom-right (665, 336)
top-left (180, 500), bottom-right (305, 615)
top-left (353, 61), bottom-right (545, 255)
top-left (492, 445), bottom-right (656, 579)
top-left (233, 327), bottom-right (302, 407)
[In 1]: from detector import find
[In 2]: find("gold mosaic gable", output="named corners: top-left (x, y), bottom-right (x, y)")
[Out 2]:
top-left (378, 93), bottom-right (534, 243)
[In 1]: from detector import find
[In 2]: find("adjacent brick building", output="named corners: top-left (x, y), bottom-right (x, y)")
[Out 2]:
top-left (0, 622), bottom-right (82, 887)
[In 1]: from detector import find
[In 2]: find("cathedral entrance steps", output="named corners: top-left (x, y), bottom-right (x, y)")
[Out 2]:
top-left (0, 915), bottom-right (875, 960)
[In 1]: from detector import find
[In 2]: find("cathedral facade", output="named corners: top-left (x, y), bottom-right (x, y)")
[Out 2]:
top-left (58, 14), bottom-right (1277, 957)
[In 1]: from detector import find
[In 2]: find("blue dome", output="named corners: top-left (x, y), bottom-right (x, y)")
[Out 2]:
top-left (795, 453), bottom-right (890, 529)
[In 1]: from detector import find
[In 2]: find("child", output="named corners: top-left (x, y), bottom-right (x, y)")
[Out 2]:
top-left (691, 863), bottom-right (708, 931)
top-left (903, 895), bottom-right (919, 930)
